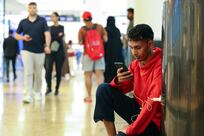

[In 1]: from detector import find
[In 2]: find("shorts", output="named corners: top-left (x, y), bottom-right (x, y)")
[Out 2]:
top-left (82, 54), bottom-right (105, 72)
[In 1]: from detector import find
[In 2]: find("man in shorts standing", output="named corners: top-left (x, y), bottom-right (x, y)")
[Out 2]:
top-left (78, 11), bottom-right (108, 103)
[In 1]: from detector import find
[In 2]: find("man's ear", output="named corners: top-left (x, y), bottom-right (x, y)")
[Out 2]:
top-left (148, 40), bottom-right (154, 49)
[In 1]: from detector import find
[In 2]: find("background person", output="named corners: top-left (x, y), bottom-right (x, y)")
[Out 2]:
top-left (78, 11), bottom-right (108, 103)
top-left (15, 2), bottom-right (51, 103)
top-left (3, 30), bottom-right (20, 82)
top-left (45, 12), bottom-right (65, 96)
top-left (124, 8), bottom-right (134, 67)
top-left (104, 16), bottom-right (124, 83)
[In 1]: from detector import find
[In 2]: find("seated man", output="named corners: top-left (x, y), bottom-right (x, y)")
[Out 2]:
top-left (94, 24), bottom-right (162, 136)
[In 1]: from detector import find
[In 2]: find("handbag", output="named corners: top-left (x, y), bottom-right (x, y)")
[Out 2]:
top-left (51, 41), bottom-right (60, 52)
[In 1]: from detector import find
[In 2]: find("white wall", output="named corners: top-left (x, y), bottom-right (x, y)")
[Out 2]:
top-left (128, 0), bottom-right (163, 40)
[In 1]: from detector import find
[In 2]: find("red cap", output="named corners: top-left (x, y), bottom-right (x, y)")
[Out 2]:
top-left (82, 11), bottom-right (92, 20)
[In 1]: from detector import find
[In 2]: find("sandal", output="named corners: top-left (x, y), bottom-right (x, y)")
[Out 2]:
top-left (84, 97), bottom-right (92, 103)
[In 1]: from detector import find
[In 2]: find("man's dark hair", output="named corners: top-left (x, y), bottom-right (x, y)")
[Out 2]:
top-left (28, 2), bottom-right (37, 6)
top-left (128, 24), bottom-right (154, 41)
top-left (127, 8), bottom-right (134, 14)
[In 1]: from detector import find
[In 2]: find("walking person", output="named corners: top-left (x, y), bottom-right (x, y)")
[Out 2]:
top-left (15, 2), bottom-right (51, 103)
top-left (104, 16), bottom-right (124, 83)
top-left (3, 30), bottom-right (20, 82)
top-left (78, 11), bottom-right (108, 103)
top-left (45, 12), bottom-right (65, 96)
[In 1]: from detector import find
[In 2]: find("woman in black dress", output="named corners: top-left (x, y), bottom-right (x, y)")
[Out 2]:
top-left (45, 12), bottom-right (65, 95)
top-left (104, 16), bottom-right (124, 82)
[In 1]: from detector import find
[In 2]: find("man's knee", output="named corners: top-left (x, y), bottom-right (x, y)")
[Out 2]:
top-left (96, 83), bottom-right (112, 98)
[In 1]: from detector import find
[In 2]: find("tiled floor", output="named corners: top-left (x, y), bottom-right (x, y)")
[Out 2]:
top-left (0, 70), bottom-right (127, 136)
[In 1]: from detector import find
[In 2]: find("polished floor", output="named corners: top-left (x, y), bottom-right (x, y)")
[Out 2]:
top-left (0, 69), bottom-right (127, 136)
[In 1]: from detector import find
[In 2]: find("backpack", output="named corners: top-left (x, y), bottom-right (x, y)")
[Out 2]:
top-left (83, 24), bottom-right (104, 60)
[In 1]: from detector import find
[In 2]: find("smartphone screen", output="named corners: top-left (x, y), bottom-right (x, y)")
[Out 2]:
top-left (114, 62), bottom-right (128, 72)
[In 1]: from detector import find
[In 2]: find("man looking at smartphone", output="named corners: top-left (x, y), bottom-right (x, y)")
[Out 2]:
top-left (15, 2), bottom-right (51, 103)
top-left (94, 24), bottom-right (162, 136)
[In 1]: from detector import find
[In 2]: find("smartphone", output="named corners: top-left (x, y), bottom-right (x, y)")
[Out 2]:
top-left (114, 62), bottom-right (129, 72)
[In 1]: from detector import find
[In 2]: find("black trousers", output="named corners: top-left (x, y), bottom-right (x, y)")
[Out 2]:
top-left (4, 56), bottom-right (17, 79)
top-left (94, 83), bottom-right (161, 136)
top-left (45, 52), bottom-right (65, 90)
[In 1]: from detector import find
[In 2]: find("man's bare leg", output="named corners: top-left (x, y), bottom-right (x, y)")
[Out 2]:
top-left (84, 71), bottom-right (93, 102)
top-left (95, 70), bottom-right (104, 85)
top-left (103, 120), bottom-right (117, 136)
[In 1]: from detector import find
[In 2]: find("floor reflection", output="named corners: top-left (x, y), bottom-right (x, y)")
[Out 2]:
top-left (0, 70), bottom-right (126, 136)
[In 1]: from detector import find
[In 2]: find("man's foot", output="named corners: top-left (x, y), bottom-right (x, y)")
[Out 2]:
top-left (23, 96), bottom-right (33, 104)
top-left (45, 88), bottom-right (52, 95)
top-left (54, 90), bottom-right (59, 96)
top-left (84, 97), bottom-right (92, 103)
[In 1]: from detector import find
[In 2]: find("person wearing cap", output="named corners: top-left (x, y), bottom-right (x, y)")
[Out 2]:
top-left (78, 11), bottom-right (108, 103)
top-left (94, 24), bottom-right (162, 136)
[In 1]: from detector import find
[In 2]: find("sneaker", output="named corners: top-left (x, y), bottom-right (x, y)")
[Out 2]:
top-left (45, 88), bottom-right (52, 95)
top-left (23, 96), bottom-right (33, 104)
top-left (35, 93), bottom-right (42, 101)
top-left (54, 90), bottom-right (59, 96)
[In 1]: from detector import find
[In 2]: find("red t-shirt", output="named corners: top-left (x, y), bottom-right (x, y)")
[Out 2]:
top-left (110, 47), bottom-right (162, 135)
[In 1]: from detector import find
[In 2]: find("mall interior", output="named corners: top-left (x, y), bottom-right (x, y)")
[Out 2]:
top-left (0, 0), bottom-right (204, 136)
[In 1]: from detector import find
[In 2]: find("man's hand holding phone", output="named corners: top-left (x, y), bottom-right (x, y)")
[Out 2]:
top-left (114, 62), bottom-right (133, 83)
top-left (23, 34), bottom-right (32, 42)
top-left (116, 68), bottom-right (133, 83)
